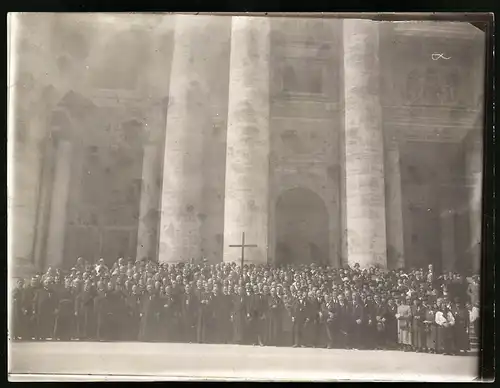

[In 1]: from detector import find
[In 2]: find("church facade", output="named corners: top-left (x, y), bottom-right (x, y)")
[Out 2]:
top-left (10, 14), bottom-right (485, 277)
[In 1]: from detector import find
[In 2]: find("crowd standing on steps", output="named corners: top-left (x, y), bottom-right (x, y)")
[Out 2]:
top-left (11, 257), bottom-right (480, 356)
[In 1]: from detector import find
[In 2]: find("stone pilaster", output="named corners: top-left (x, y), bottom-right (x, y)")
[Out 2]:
top-left (158, 15), bottom-right (214, 263)
top-left (45, 135), bottom-right (73, 268)
top-left (32, 134), bottom-right (56, 271)
top-left (385, 136), bottom-right (405, 269)
top-left (9, 112), bottom-right (51, 277)
top-left (222, 16), bottom-right (271, 264)
top-left (342, 19), bottom-right (387, 269)
top-left (136, 143), bottom-right (160, 262)
top-left (465, 131), bottom-right (483, 274)
top-left (440, 210), bottom-right (457, 272)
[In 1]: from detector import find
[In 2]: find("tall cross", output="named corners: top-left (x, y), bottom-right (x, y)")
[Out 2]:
top-left (229, 232), bottom-right (258, 277)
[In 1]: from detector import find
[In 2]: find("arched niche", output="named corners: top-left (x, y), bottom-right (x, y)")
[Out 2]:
top-left (274, 187), bottom-right (329, 267)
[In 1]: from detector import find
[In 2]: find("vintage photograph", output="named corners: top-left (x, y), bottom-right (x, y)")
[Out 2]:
top-left (8, 13), bottom-right (486, 381)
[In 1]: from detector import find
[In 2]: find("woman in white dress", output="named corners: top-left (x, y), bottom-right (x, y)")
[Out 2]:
top-left (435, 300), bottom-right (455, 355)
top-left (396, 296), bottom-right (412, 351)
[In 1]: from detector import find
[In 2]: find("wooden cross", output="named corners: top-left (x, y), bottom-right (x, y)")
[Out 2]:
top-left (228, 232), bottom-right (258, 276)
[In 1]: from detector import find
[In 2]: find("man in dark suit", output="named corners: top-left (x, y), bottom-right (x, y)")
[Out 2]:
top-left (196, 284), bottom-right (213, 344)
top-left (363, 295), bottom-right (377, 349)
top-left (75, 281), bottom-right (96, 340)
top-left (231, 286), bottom-right (248, 344)
top-left (292, 290), bottom-right (308, 347)
top-left (305, 290), bottom-right (321, 347)
top-left (34, 279), bottom-right (58, 340)
top-left (373, 295), bottom-right (388, 349)
top-left (107, 282), bottom-right (128, 340)
top-left (11, 279), bottom-right (25, 340)
top-left (210, 285), bottom-right (230, 344)
top-left (337, 294), bottom-right (351, 349)
top-left (93, 281), bottom-right (109, 341)
top-left (53, 279), bottom-right (76, 340)
top-left (266, 286), bottom-right (283, 346)
top-left (322, 293), bottom-right (338, 349)
top-left (160, 285), bottom-right (177, 342)
top-left (351, 294), bottom-right (365, 349)
top-left (22, 277), bottom-right (40, 340)
top-left (139, 284), bottom-right (163, 341)
top-left (181, 284), bottom-right (199, 343)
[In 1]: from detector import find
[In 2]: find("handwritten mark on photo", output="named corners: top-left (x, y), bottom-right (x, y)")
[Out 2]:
top-left (432, 53), bottom-right (451, 61)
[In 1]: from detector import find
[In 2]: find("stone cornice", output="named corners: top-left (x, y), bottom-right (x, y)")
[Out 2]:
top-left (391, 126), bottom-right (472, 143)
top-left (383, 106), bottom-right (482, 140)
top-left (391, 21), bottom-right (485, 41)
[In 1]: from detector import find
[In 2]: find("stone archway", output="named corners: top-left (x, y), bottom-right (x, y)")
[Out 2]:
top-left (275, 187), bottom-right (329, 267)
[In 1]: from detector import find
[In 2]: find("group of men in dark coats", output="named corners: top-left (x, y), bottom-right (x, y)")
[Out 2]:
top-left (11, 257), bottom-right (480, 356)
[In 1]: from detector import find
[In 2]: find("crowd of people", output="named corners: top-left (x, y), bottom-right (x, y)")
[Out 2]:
top-left (11, 257), bottom-right (481, 356)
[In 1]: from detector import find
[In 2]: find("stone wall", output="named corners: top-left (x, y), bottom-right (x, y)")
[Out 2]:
top-left (10, 14), bottom-right (174, 271)
top-left (269, 18), bottom-right (343, 267)
top-left (10, 15), bottom-right (485, 273)
top-left (380, 22), bottom-right (485, 271)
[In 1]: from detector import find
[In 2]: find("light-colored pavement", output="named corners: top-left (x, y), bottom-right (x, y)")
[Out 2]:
top-left (9, 341), bottom-right (479, 382)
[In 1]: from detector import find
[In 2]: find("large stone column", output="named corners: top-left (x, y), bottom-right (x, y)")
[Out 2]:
top-left (32, 135), bottom-right (56, 270)
top-left (465, 133), bottom-right (482, 274)
top-left (385, 137), bottom-right (405, 269)
top-left (136, 143), bottom-right (159, 262)
top-left (222, 16), bottom-right (271, 264)
top-left (440, 210), bottom-right (457, 272)
top-left (342, 20), bottom-right (387, 268)
top-left (45, 136), bottom-right (73, 268)
top-left (158, 15), bottom-right (213, 263)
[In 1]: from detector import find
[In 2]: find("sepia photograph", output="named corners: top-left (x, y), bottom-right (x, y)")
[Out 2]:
top-left (7, 12), bottom-right (488, 381)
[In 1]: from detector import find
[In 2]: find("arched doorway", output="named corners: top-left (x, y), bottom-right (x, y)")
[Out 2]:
top-left (275, 187), bottom-right (329, 267)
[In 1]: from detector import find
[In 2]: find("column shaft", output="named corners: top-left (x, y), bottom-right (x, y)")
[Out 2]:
top-left (440, 213), bottom-right (457, 272)
top-left (466, 138), bottom-right (482, 274)
top-left (45, 139), bottom-right (72, 268)
top-left (343, 20), bottom-right (387, 268)
top-left (385, 140), bottom-right (405, 269)
top-left (223, 16), bottom-right (271, 264)
top-left (137, 144), bottom-right (159, 261)
top-left (159, 15), bottom-right (213, 263)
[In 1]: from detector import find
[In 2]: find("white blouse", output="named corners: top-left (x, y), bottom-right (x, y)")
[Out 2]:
top-left (435, 311), bottom-right (455, 326)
